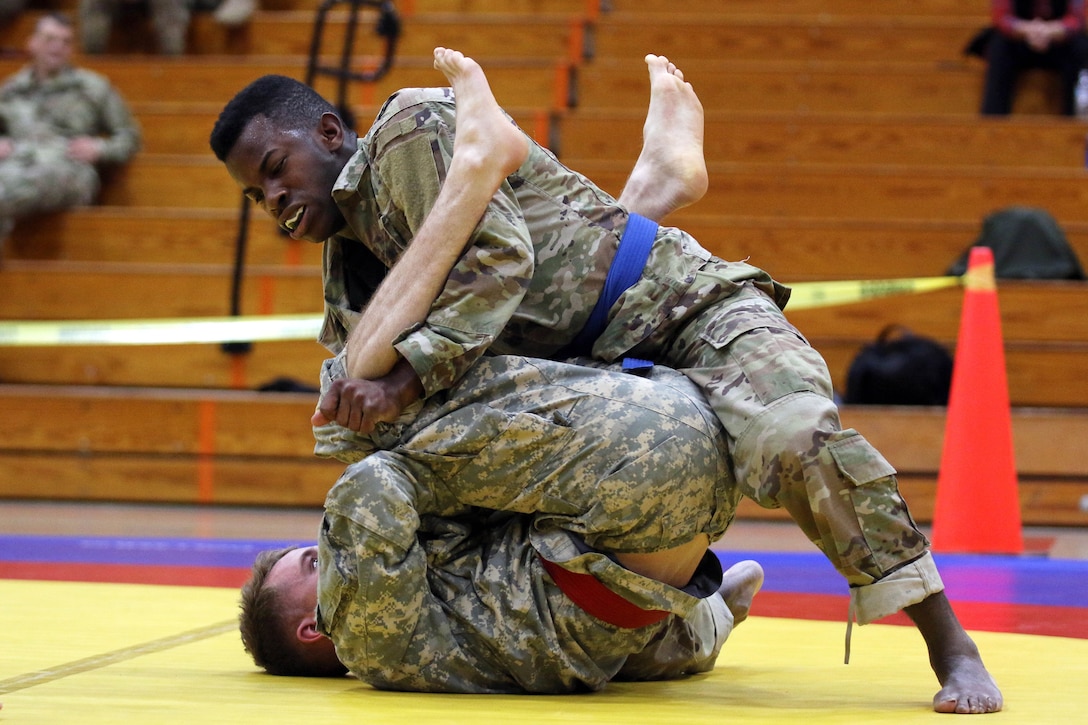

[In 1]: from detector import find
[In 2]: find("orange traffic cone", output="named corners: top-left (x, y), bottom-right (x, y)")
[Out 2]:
top-left (931, 246), bottom-right (1023, 554)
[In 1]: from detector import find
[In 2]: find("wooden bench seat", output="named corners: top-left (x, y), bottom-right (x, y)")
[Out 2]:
top-left (829, 406), bottom-right (1088, 526)
top-left (0, 337), bottom-right (330, 388)
top-left (668, 215), bottom-right (1088, 282)
top-left (121, 102), bottom-right (550, 155)
top-left (2, 322), bottom-right (1079, 406)
top-left (0, 55), bottom-right (567, 109)
top-left (7, 207), bottom-right (318, 267)
top-left (0, 259), bottom-right (321, 319)
top-left (558, 110), bottom-right (1088, 170)
top-left (122, 103), bottom-right (1088, 163)
top-left (603, 0), bottom-right (986, 20)
top-left (189, 11), bottom-right (582, 58)
top-left (571, 58), bottom-right (1030, 116)
top-left (9, 0), bottom-right (596, 17)
top-left (2, 10), bottom-right (581, 58)
top-left (2, 258), bottom-right (1086, 406)
top-left (0, 384), bottom-right (1083, 523)
top-left (589, 14), bottom-right (982, 64)
top-left (72, 153), bottom-right (1088, 222)
top-left (0, 384), bottom-right (341, 505)
top-left (11, 210), bottom-right (1088, 285)
top-left (577, 161), bottom-right (1088, 225)
top-left (783, 281), bottom-right (1087, 347)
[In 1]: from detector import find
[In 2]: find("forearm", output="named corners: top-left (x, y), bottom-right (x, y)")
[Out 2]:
top-left (96, 92), bottom-right (140, 163)
top-left (343, 174), bottom-right (495, 380)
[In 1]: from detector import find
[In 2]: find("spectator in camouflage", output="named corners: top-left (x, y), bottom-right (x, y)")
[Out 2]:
top-left (0, 13), bottom-right (139, 249)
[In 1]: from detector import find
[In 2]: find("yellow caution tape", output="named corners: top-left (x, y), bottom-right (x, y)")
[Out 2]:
top-left (786, 275), bottom-right (962, 310)
top-left (0, 313), bottom-right (324, 347)
top-left (0, 276), bottom-right (964, 347)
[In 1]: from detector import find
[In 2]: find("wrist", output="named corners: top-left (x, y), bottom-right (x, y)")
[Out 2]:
top-left (390, 357), bottom-right (424, 408)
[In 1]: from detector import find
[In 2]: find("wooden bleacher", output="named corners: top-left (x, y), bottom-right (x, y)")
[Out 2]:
top-left (1, 385), bottom-right (1083, 525)
top-left (1, 0), bottom-right (1086, 525)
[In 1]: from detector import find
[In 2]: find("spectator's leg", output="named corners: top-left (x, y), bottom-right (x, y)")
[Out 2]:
top-left (1056, 35), bottom-right (1088, 115)
top-left (981, 33), bottom-right (1022, 115)
top-left (78, 0), bottom-right (116, 54)
top-left (0, 156), bottom-right (99, 221)
top-left (148, 0), bottom-right (190, 55)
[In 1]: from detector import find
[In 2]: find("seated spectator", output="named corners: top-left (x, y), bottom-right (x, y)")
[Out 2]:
top-left (79, 0), bottom-right (256, 55)
top-left (79, 0), bottom-right (192, 55)
top-left (0, 13), bottom-right (140, 251)
top-left (979, 0), bottom-right (1088, 115)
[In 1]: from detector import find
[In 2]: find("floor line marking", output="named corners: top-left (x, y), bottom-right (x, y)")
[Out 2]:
top-left (0, 619), bottom-right (236, 695)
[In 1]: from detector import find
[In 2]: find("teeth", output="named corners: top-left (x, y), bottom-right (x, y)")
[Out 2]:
top-left (285, 207), bottom-right (304, 231)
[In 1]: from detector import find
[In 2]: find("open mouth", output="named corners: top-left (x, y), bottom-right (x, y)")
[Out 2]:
top-left (284, 206), bottom-right (305, 232)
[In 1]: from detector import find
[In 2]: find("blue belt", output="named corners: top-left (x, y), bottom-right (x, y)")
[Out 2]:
top-left (561, 213), bottom-right (657, 369)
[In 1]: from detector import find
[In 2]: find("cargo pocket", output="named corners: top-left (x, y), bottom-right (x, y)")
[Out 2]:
top-left (703, 321), bottom-right (822, 405)
top-left (828, 431), bottom-right (897, 487)
top-left (828, 431), bottom-right (919, 575)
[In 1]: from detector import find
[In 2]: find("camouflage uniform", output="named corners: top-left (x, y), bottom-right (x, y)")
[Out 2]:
top-left (314, 354), bottom-right (737, 693)
top-left (78, 0), bottom-right (192, 55)
top-left (0, 65), bottom-right (140, 233)
top-left (320, 88), bottom-right (944, 625)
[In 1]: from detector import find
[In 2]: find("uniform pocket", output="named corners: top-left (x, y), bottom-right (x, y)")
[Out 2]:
top-left (828, 431), bottom-right (897, 486)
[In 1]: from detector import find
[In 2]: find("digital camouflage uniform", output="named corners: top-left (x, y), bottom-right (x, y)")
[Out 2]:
top-left (78, 0), bottom-right (193, 55)
top-left (0, 64), bottom-right (139, 235)
top-left (319, 88), bottom-right (944, 625)
top-left (314, 354), bottom-right (737, 693)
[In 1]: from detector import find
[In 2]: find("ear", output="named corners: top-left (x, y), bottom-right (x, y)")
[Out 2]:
top-left (317, 112), bottom-right (345, 153)
top-left (296, 613), bottom-right (325, 645)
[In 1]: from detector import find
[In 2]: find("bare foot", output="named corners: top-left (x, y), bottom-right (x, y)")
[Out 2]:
top-left (718, 559), bottom-right (764, 625)
top-left (932, 654), bottom-right (1004, 714)
top-left (618, 54), bottom-right (708, 222)
top-left (433, 46), bottom-right (529, 185)
top-left (905, 592), bottom-right (1003, 714)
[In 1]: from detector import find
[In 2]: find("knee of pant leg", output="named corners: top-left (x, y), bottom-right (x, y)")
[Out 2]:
top-left (731, 391), bottom-right (842, 504)
top-left (827, 430), bottom-right (929, 584)
top-left (734, 394), bottom-right (927, 584)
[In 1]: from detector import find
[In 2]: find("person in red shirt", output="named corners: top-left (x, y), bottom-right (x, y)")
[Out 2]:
top-left (981, 0), bottom-right (1088, 114)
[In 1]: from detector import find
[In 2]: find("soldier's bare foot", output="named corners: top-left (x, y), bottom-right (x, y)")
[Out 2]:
top-left (905, 592), bottom-right (1003, 714)
top-left (433, 47), bottom-right (529, 186)
top-left (718, 559), bottom-right (763, 625)
top-left (619, 54), bottom-right (708, 222)
top-left (932, 654), bottom-right (1004, 714)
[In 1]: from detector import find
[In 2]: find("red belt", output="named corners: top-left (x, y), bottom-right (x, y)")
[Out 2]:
top-left (539, 556), bottom-right (670, 629)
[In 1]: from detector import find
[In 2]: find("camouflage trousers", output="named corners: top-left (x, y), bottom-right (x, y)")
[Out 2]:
top-left (79, 0), bottom-right (192, 55)
top-left (0, 145), bottom-right (100, 225)
top-left (316, 353), bottom-right (740, 556)
top-left (315, 355), bottom-right (738, 691)
top-left (637, 279), bottom-right (942, 623)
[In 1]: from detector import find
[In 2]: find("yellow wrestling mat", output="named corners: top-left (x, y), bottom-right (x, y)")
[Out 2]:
top-left (2, 579), bottom-right (1086, 724)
